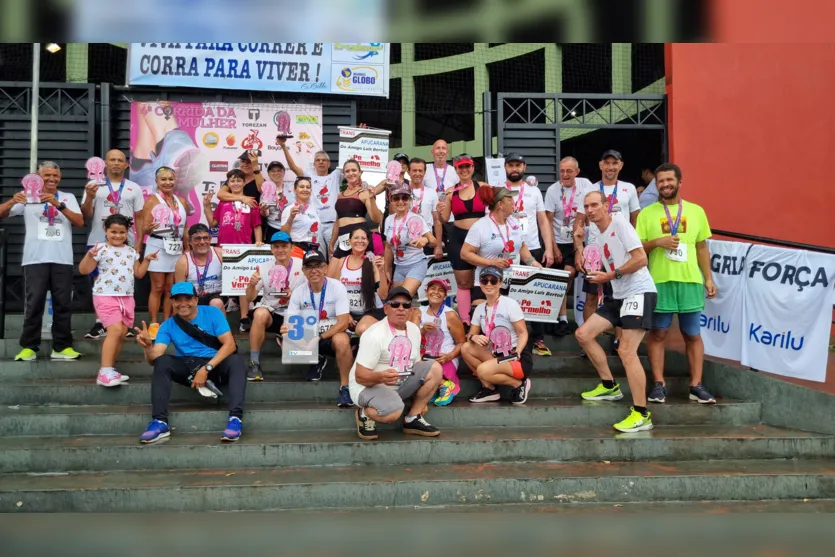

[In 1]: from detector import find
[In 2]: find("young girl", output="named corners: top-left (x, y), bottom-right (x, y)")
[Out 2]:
top-left (79, 214), bottom-right (158, 387)
top-left (204, 168), bottom-right (263, 331)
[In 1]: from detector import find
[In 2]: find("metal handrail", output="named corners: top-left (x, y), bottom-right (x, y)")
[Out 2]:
top-left (0, 228), bottom-right (7, 339)
top-left (712, 229), bottom-right (835, 255)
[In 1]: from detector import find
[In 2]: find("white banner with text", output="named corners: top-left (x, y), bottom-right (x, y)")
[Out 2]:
top-left (700, 239), bottom-right (750, 362)
top-left (221, 244), bottom-right (274, 296)
top-left (506, 265), bottom-right (570, 323)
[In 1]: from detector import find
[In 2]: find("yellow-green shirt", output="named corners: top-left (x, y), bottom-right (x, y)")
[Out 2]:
top-left (636, 200), bottom-right (711, 284)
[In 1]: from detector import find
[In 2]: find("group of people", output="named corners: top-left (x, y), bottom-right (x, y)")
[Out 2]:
top-left (1, 139), bottom-right (717, 441)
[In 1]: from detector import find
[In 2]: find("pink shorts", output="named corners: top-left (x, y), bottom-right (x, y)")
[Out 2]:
top-left (93, 295), bottom-right (136, 329)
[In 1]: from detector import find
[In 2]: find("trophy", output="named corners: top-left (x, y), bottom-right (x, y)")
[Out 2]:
top-left (151, 204), bottom-right (173, 236)
top-left (275, 111), bottom-right (293, 139)
top-left (268, 264), bottom-right (289, 295)
top-left (22, 174), bottom-right (44, 204)
top-left (85, 157), bottom-right (106, 184)
top-left (261, 181), bottom-right (278, 207)
top-left (525, 175), bottom-right (538, 187)
top-left (385, 160), bottom-right (402, 185)
top-left (583, 244), bottom-right (604, 299)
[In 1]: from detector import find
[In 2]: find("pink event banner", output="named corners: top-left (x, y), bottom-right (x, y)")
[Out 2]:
top-left (129, 101), bottom-right (323, 230)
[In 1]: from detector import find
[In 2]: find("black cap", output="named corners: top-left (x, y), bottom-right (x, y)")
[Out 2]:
top-left (302, 251), bottom-right (327, 266)
top-left (600, 149), bottom-right (623, 161)
top-left (385, 286), bottom-right (412, 303)
top-left (393, 152), bottom-right (410, 164)
top-left (505, 153), bottom-right (525, 163)
top-left (480, 266), bottom-right (504, 280)
top-left (267, 161), bottom-right (285, 171)
top-left (238, 151), bottom-right (251, 161)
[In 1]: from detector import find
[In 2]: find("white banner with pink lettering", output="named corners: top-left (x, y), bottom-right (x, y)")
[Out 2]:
top-left (505, 265), bottom-right (570, 323)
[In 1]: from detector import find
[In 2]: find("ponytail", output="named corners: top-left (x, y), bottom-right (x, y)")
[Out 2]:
top-left (360, 255), bottom-right (377, 312)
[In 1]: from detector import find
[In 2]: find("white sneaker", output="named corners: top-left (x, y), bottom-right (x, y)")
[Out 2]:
top-left (97, 369), bottom-right (127, 387)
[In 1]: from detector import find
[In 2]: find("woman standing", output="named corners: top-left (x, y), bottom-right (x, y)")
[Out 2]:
top-left (143, 166), bottom-right (189, 339)
top-left (280, 177), bottom-right (321, 254)
top-left (329, 159), bottom-right (384, 259)
top-left (461, 266), bottom-right (533, 405)
top-left (327, 227), bottom-right (388, 336)
top-left (383, 183), bottom-right (432, 295)
top-left (437, 154), bottom-right (489, 324)
top-left (414, 279), bottom-right (466, 406)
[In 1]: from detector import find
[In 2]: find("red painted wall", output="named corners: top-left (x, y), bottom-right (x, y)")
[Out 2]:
top-left (666, 43), bottom-right (835, 248)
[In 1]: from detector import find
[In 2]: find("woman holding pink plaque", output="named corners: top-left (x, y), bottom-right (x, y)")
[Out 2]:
top-left (279, 176), bottom-right (321, 254)
top-left (329, 159), bottom-right (385, 259)
top-left (383, 182), bottom-right (432, 296)
top-left (461, 265), bottom-right (533, 406)
top-left (142, 166), bottom-right (189, 339)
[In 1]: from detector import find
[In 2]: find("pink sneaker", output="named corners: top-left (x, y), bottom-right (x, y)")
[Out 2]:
top-left (97, 369), bottom-right (128, 387)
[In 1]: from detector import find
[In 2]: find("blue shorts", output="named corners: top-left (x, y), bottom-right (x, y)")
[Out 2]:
top-left (652, 311), bottom-right (702, 336)
top-left (393, 258), bottom-right (428, 283)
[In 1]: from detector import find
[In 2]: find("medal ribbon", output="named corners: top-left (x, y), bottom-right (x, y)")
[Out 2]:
top-left (433, 164), bottom-right (448, 193)
top-left (392, 213), bottom-right (408, 247)
top-left (507, 181), bottom-right (525, 212)
top-left (43, 203), bottom-right (58, 226)
top-left (191, 250), bottom-right (212, 294)
top-left (309, 278), bottom-right (328, 319)
top-left (483, 298), bottom-right (500, 337)
top-left (561, 186), bottom-right (576, 224)
top-left (663, 199), bottom-right (683, 236)
top-left (105, 176), bottom-right (126, 207)
top-left (599, 182), bottom-right (618, 215)
top-left (411, 185), bottom-right (424, 214)
top-left (490, 214), bottom-right (512, 253)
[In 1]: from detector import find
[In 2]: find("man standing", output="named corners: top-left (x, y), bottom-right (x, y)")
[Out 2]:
top-left (575, 191), bottom-right (657, 433)
top-left (134, 282), bottom-right (246, 444)
top-left (81, 149), bottom-right (146, 340)
top-left (639, 167), bottom-right (658, 209)
top-left (310, 150), bottom-right (343, 261)
top-left (544, 156), bottom-right (593, 335)
top-left (423, 139), bottom-right (458, 194)
top-left (407, 158), bottom-right (443, 258)
top-left (636, 163), bottom-right (717, 404)
top-left (503, 153), bottom-right (555, 356)
top-left (573, 150), bottom-right (641, 327)
top-left (281, 251), bottom-right (354, 407)
top-left (0, 161), bottom-right (84, 361)
top-left (350, 286), bottom-right (444, 440)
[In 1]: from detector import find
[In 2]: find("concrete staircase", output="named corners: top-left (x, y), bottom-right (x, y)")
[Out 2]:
top-left (0, 314), bottom-right (834, 513)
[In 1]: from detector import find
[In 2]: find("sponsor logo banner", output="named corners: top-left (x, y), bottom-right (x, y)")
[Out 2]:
top-left (220, 244), bottom-right (273, 295)
top-left (506, 265), bottom-right (570, 323)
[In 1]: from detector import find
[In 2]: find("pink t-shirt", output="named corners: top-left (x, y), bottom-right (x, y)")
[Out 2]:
top-left (213, 201), bottom-right (262, 246)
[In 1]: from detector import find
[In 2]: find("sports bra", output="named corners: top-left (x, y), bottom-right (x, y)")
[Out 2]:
top-left (451, 182), bottom-right (486, 220)
top-left (335, 196), bottom-right (367, 219)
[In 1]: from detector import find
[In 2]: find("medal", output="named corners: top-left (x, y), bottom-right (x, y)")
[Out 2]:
top-left (600, 181), bottom-right (618, 214)
top-left (663, 198), bottom-right (683, 236)
top-left (105, 175), bottom-right (126, 215)
top-left (191, 251), bottom-right (212, 296)
top-left (433, 164), bottom-right (448, 192)
top-left (562, 185), bottom-right (576, 225)
top-left (309, 279), bottom-right (329, 323)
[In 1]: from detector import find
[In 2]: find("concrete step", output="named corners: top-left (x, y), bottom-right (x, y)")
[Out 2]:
top-left (2, 458), bottom-right (834, 512)
top-left (0, 375), bottom-right (695, 406)
top-left (0, 398), bottom-right (762, 437)
top-left (0, 425), bottom-right (830, 474)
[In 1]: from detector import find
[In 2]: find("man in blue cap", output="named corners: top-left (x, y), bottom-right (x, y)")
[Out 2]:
top-left (134, 281), bottom-right (247, 444)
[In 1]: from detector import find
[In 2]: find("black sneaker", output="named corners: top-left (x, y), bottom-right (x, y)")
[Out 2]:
top-left (239, 318), bottom-right (252, 333)
top-left (355, 407), bottom-right (378, 440)
top-left (306, 355), bottom-right (327, 381)
top-left (402, 414), bottom-right (440, 437)
top-left (555, 321), bottom-right (571, 337)
top-left (510, 378), bottom-right (531, 405)
top-left (469, 387), bottom-right (500, 403)
top-left (84, 322), bottom-right (106, 340)
top-left (125, 329), bottom-right (136, 338)
top-left (247, 361), bottom-right (263, 382)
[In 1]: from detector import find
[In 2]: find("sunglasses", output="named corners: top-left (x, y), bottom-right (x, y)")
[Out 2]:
top-left (479, 276), bottom-right (500, 286)
top-left (387, 301), bottom-right (412, 309)
top-left (391, 195), bottom-right (410, 202)
top-left (191, 236), bottom-right (212, 243)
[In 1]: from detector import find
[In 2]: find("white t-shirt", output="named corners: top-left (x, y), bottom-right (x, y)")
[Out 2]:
top-left (310, 169), bottom-right (343, 224)
top-left (506, 180), bottom-right (546, 250)
top-left (409, 184), bottom-right (439, 231)
top-left (545, 178), bottom-right (593, 244)
top-left (464, 215), bottom-right (525, 277)
top-left (589, 216), bottom-right (657, 300)
top-left (472, 296), bottom-right (525, 357)
top-left (425, 163), bottom-right (459, 223)
top-left (576, 180), bottom-right (640, 245)
top-left (348, 318), bottom-right (422, 403)
top-left (9, 191), bottom-right (80, 266)
top-left (280, 202), bottom-right (322, 244)
top-left (92, 244), bottom-right (139, 296)
top-left (286, 278), bottom-right (350, 334)
top-left (383, 212), bottom-right (431, 266)
top-left (253, 256), bottom-right (306, 316)
top-left (82, 178), bottom-right (145, 245)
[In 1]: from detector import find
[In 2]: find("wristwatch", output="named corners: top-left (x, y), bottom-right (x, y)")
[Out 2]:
top-left (614, 268), bottom-right (623, 280)
top-left (58, 202), bottom-right (67, 211)
top-left (204, 364), bottom-right (214, 372)
top-left (253, 169), bottom-right (261, 174)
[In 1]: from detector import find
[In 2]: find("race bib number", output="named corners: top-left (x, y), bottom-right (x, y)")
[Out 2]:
top-left (665, 243), bottom-right (687, 262)
top-left (38, 222), bottom-right (62, 241)
top-left (348, 291), bottom-right (364, 311)
top-left (515, 214), bottom-right (529, 236)
top-left (163, 239), bottom-right (183, 255)
top-left (620, 294), bottom-right (645, 318)
top-left (318, 318), bottom-right (336, 335)
top-left (557, 225), bottom-right (573, 243)
top-left (337, 233), bottom-right (351, 252)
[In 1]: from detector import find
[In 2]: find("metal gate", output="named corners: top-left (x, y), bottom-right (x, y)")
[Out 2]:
top-left (494, 93), bottom-right (666, 185)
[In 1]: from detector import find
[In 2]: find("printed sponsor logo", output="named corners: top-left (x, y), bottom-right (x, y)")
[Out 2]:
top-left (209, 161), bottom-right (228, 173)
top-left (295, 115), bottom-right (319, 125)
top-left (332, 43), bottom-right (385, 62)
top-left (225, 134), bottom-right (236, 147)
top-left (336, 66), bottom-right (379, 93)
top-left (248, 108), bottom-right (261, 120)
top-left (700, 313), bottom-right (730, 334)
top-left (748, 323), bottom-right (804, 351)
top-left (202, 132), bottom-right (219, 148)
top-left (747, 260), bottom-right (829, 293)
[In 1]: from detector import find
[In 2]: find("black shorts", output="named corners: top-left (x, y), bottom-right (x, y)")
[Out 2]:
top-left (556, 243), bottom-right (576, 269)
top-left (448, 225), bottom-right (475, 271)
top-left (354, 307), bottom-right (385, 322)
top-left (197, 292), bottom-right (223, 306)
top-left (319, 337), bottom-right (341, 357)
top-left (595, 292), bottom-right (657, 330)
top-left (262, 222), bottom-right (281, 245)
top-left (582, 277), bottom-right (614, 297)
top-left (249, 307), bottom-right (284, 333)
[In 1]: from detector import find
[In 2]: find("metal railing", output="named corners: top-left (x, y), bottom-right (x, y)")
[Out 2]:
top-left (0, 228), bottom-right (7, 339)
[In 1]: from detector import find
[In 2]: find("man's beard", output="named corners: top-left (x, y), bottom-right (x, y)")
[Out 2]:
top-left (659, 186), bottom-right (679, 199)
top-left (506, 171), bottom-right (523, 182)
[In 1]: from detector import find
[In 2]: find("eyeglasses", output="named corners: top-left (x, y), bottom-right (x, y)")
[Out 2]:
top-left (391, 195), bottom-right (410, 202)
top-left (387, 301), bottom-right (412, 309)
top-left (479, 276), bottom-right (500, 286)
top-left (305, 264), bottom-right (326, 270)
top-left (191, 236), bottom-right (212, 243)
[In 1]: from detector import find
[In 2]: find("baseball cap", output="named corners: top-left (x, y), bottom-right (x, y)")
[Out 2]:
top-left (479, 266), bottom-right (504, 280)
top-left (385, 286), bottom-right (412, 303)
top-left (389, 182), bottom-right (412, 198)
top-left (171, 281), bottom-right (197, 297)
top-left (453, 154), bottom-right (474, 167)
top-left (267, 161), bottom-right (285, 172)
top-left (600, 149), bottom-right (623, 161)
top-left (302, 251), bottom-right (327, 266)
top-left (492, 186), bottom-right (518, 203)
top-left (505, 153), bottom-right (525, 163)
top-left (425, 279), bottom-right (449, 293)
top-left (270, 231), bottom-right (292, 243)
top-left (393, 152), bottom-right (410, 164)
